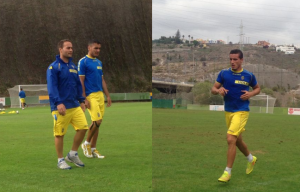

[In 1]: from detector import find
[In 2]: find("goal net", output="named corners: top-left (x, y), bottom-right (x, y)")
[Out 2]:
top-left (249, 94), bottom-right (276, 114)
top-left (7, 84), bottom-right (49, 108)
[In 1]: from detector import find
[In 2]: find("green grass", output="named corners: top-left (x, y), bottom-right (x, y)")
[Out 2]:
top-left (0, 102), bottom-right (152, 192)
top-left (153, 108), bottom-right (300, 192)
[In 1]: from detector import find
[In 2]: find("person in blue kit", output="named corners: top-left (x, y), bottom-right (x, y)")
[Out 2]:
top-left (211, 49), bottom-right (261, 183)
top-left (47, 39), bottom-right (89, 170)
top-left (78, 40), bottom-right (112, 159)
top-left (19, 88), bottom-right (26, 109)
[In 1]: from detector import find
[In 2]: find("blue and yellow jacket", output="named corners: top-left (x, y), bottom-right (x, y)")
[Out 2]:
top-left (19, 91), bottom-right (26, 98)
top-left (47, 55), bottom-right (85, 112)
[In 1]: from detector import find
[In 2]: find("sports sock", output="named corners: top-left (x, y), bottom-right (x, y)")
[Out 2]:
top-left (84, 141), bottom-right (91, 145)
top-left (246, 154), bottom-right (253, 162)
top-left (225, 167), bottom-right (232, 175)
top-left (91, 148), bottom-right (96, 152)
top-left (58, 157), bottom-right (64, 163)
top-left (69, 150), bottom-right (77, 156)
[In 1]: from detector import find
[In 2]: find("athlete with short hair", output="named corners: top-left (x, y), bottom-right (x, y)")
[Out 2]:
top-left (211, 49), bottom-right (260, 183)
top-left (47, 39), bottom-right (88, 170)
top-left (78, 39), bottom-right (112, 159)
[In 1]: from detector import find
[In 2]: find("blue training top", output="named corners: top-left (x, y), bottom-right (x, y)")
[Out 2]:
top-left (19, 91), bottom-right (26, 98)
top-left (78, 55), bottom-right (103, 97)
top-left (47, 55), bottom-right (85, 112)
top-left (216, 68), bottom-right (258, 112)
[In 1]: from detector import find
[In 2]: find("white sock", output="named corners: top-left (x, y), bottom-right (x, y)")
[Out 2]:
top-left (58, 157), bottom-right (64, 162)
top-left (91, 148), bottom-right (96, 152)
top-left (246, 154), bottom-right (253, 162)
top-left (69, 150), bottom-right (77, 156)
top-left (84, 141), bottom-right (90, 145)
top-left (225, 167), bottom-right (232, 174)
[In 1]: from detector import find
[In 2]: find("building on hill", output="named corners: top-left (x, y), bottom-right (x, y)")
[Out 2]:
top-left (257, 40), bottom-right (270, 47)
top-left (276, 46), bottom-right (295, 54)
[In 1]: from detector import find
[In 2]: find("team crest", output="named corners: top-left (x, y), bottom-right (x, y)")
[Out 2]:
top-left (241, 76), bottom-right (244, 80)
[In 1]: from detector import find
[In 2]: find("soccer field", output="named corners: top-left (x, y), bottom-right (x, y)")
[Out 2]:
top-left (0, 102), bottom-right (152, 192)
top-left (153, 108), bottom-right (300, 192)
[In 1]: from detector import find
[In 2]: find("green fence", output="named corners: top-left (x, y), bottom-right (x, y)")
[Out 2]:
top-left (2, 92), bottom-right (151, 107)
top-left (152, 99), bottom-right (173, 109)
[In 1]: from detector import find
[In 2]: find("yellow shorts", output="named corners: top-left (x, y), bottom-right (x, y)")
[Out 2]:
top-left (20, 98), bottom-right (25, 103)
top-left (86, 91), bottom-right (105, 121)
top-left (225, 111), bottom-right (249, 136)
top-left (52, 107), bottom-right (88, 136)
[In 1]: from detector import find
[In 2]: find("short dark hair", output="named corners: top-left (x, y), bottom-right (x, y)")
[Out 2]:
top-left (57, 39), bottom-right (71, 51)
top-left (20, 88), bottom-right (23, 91)
top-left (230, 49), bottom-right (243, 59)
top-left (88, 39), bottom-right (101, 46)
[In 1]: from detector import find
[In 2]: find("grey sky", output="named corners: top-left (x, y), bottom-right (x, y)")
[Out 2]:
top-left (153, 0), bottom-right (300, 45)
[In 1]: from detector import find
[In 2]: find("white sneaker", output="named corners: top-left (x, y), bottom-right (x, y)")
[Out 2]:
top-left (65, 153), bottom-right (84, 167)
top-left (92, 149), bottom-right (105, 159)
top-left (81, 143), bottom-right (93, 158)
top-left (57, 159), bottom-right (71, 170)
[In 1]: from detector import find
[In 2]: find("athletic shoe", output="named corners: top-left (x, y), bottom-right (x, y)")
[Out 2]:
top-left (92, 149), bottom-right (105, 159)
top-left (81, 143), bottom-right (93, 158)
top-left (218, 171), bottom-right (231, 183)
top-left (246, 156), bottom-right (257, 174)
top-left (65, 153), bottom-right (84, 167)
top-left (57, 158), bottom-right (71, 170)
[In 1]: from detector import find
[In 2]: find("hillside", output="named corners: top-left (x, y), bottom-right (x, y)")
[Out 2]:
top-left (0, 0), bottom-right (152, 96)
top-left (152, 44), bottom-right (300, 90)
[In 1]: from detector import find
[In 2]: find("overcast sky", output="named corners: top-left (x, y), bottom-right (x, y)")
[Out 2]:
top-left (153, 0), bottom-right (300, 45)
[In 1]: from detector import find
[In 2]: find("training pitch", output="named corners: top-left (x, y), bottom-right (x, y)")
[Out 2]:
top-left (153, 108), bottom-right (300, 192)
top-left (0, 102), bottom-right (152, 192)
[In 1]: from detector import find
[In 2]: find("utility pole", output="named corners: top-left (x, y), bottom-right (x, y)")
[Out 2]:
top-left (239, 20), bottom-right (245, 51)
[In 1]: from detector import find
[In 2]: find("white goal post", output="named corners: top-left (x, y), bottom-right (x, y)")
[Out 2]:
top-left (7, 84), bottom-right (48, 108)
top-left (249, 94), bottom-right (276, 114)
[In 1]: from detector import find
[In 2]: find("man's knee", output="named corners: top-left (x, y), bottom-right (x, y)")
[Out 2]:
top-left (94, 120), bottom-right (102, 128)
top-left (227, 134), bottom-right (237, 145)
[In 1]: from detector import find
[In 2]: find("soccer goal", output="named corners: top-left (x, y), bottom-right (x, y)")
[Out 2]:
top-left (7, 84), bottom-right (49, 108)
top-left (249, 94), bottom-right (276, 114)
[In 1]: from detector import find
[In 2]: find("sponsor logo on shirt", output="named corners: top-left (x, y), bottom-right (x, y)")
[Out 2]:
top-left (97, 66), bottom-right (102, 70)
top-left (69, 69), bottom-right (77, 73)
top-left (235, 80), bottom-right (249, 86)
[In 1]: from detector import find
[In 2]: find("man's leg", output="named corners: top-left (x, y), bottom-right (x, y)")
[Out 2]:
top-left (86, 120), bottom-right (102, 143)
top-left (226, 133), bottom-right (237, 168)
top-left (236, 133), bottom-right (257, 174)
top-left (90, 122), bottom-right (100, 148)
top-left (72, 129), bottom-right (87, 151)
top-left (236, 134), bottom-right (250, 156)
top-left (55, 136), bottom-right (64, 158)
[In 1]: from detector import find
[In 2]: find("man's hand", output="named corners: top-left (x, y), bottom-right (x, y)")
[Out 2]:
top-left (106, 96), bottom-right (112, 107)
top-left (85, 99), bottom-right (90, 109)
top-left (57, 103), bottom-right (66, 116)
top-left (240, 90), bottom-right (253, 100)
top-left (218, 87), bottom-right (229, 96)
top-left (80, 102), bottom-right (86, 112)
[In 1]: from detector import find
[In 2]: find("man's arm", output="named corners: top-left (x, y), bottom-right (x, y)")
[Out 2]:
top-left (211, 82), bottom-right (228, 96)
top-left (79, 75), bottom-right (89, 109)
top-left (102, 76), bottom-right (111, 107)
top-left (47, 65), bottom-right (65, 115)
top-left (240, 84), bottom-right (261, 101)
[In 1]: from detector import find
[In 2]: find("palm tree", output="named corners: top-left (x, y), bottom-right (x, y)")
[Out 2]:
top-left (188, 35), bottom-right (190, 44)
top-left (182, 35), bottom-right (185, 41)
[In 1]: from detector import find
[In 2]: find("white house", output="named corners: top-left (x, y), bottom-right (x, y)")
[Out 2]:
top-left (276, 46), bottom-right (295, 54)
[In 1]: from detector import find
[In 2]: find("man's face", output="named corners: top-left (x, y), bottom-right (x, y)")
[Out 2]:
top-left (229, 53), bottom-right (243, 71)
top-left (88, 43), bottom-right (101, 57)
top-left (60, 42), bottom-right (73, 58)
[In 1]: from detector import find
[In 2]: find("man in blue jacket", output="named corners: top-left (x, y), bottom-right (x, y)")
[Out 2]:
top-left (19, 88), bottom-right (26, 109)
top-left (47, 39), bottom-right (88, 170)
